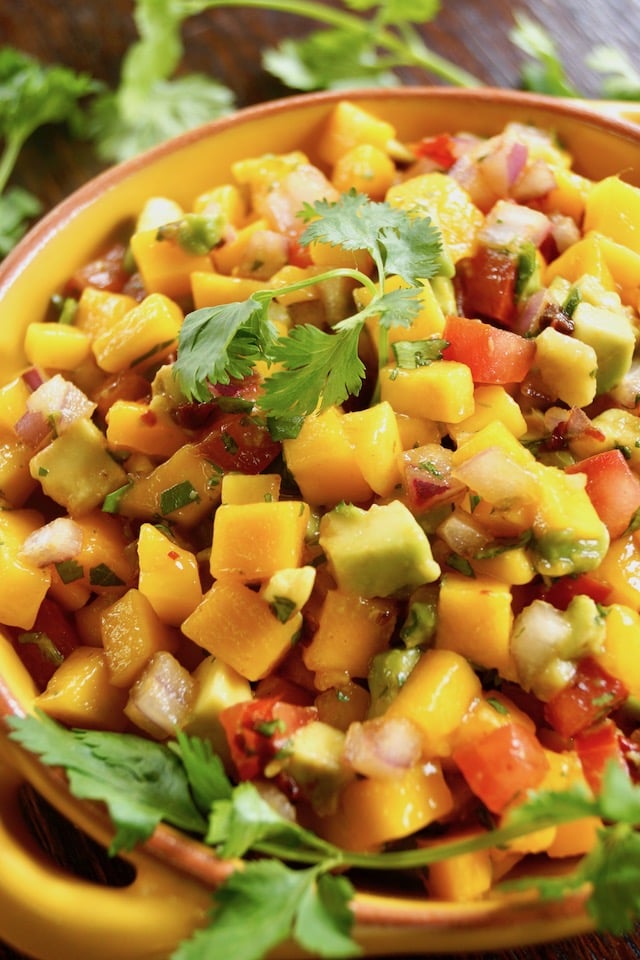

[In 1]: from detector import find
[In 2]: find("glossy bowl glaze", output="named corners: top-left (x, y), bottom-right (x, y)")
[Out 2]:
top-left (1, 87), bottom-right (639, 960)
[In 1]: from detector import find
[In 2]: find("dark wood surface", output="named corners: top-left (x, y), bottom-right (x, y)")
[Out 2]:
top-left (2, 1), bottom-right (640, 958)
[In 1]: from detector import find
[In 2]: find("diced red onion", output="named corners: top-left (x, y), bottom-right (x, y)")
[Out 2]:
top-left (478, 138), bottom-right (528, 197)
top-left (610, 359), bottom-right (640, 409)
top-left (26, 373), bottom-right (96, 434)
top-left (511, 159), bottom-right (557, 202)
top-left (548, 213), bottom-right (581, 254)
top-left (21, 367), bottom-right (45, 392)
top-left (14, 409), bottom-right (51, 447)
top-left (344, 716), bottom-right (423, 779)
top-left (19, 516), bottom-right (84, 567)
top-left (437, 509), bottom-right (491, 557)
top-left (258, 164), bottom-right (339, 237)
top-left (478, 199), bottom-right (551, 249)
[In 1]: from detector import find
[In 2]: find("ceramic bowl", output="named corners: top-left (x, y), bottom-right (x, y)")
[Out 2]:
top-left (1, 87), bottom-right (640, 960)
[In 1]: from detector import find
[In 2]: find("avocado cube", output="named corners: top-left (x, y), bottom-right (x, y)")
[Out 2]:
top-left (571, 301), bottom-right (635, 394)
top-left (30, 418), bottom-right (128, 515)
top-left (319, 500), bottom-right (441, 598)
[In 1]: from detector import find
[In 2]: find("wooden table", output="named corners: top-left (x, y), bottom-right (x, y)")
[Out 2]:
top-left (2, 1), bottom-right (640, 958)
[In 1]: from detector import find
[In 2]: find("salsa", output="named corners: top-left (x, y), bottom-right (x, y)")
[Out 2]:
top-left (2, 98), bottom-right (640, 914)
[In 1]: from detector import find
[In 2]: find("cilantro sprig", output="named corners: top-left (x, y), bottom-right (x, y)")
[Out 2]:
top-left (173, 190), bottom-right (443, 429)
top-left (7, 712), bottom-right (640, 960)
top-left (0, 47), bottom-right (98, 256)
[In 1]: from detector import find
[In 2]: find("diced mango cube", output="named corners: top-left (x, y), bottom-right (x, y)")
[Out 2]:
top-left (380, 361), bottom-right (475, 423)
top-left (385, 648), bottom-right (481, 757)
top-left (137, 523), bottom-right (202, 627)
top-left (210, 500), bottom-right (310, 581)
top-left (24, 323), bottom-right (92, 371)
top-left (302, 589), bottom-right (397, 685)
top-left (130, 227), bottom-right (214, 299)
top-left (101, 588), bottom-right (178, 688)
top-left (92, 293), bottom-right (183, 374)
top-left (182, 576), bottom-right (302, 681)
top-left (0, 509), bottom-right (51, 629)
top-left (342, 401), bottom-right (402, 497)
top-left (435, 573), bottom-right (517, 680)
top-left (35, 647), bottom-right (128, 730)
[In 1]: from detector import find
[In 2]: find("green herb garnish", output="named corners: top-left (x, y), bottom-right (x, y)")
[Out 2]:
top-left (173, 191), bottom-right (443, 431)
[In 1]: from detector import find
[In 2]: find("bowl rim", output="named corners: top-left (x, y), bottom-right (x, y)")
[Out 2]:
top-left (2, 84), bottom-right (640, 300)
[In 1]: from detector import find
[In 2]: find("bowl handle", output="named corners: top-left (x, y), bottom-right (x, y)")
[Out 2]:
top-left (0, 759), bottom-right (213, 960)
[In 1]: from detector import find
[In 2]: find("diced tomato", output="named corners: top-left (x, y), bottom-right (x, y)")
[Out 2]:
top-left (93, 370), bottom-right (151, 423)
top-left (413, 133), bottom-right (458, 169)
top-left (442, 314), bottom-right (535, 384)
top-left (456, 247), bottom-right (519, 327)
top-left (566, 449), bottom-right (640, 540)
top-left (541, 572), bottom-right (612, 611)
top-left (219, 697), bottom-right (317, 780)
top-left (195, 411), bottom-right (282, 474)
top-left (543, 658), bottom-right (628, 739)
top-left (66, 243), bottom-right (131, 294)
top-left (452, 722), bottom-right (550, 813)
top-left (575, 719), bottom-right (630, 794)
top-left (287, 237), bottom-right (313, 268)
top-left (12, 598), bottom-right (80, 690)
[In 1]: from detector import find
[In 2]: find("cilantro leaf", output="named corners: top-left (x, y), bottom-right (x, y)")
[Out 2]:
top-left (89, 0), bottom-right (234, 162)
top-left (209, 781), bottom-right (335, 860)
top-left (509, 14), bottom-right (581, 97)
top-left (586, 46), bottom-right (640, 100)
top-left (174, 299), bottom-right (268, 402)
top-left (171, 860), bottom-right (356, 960)
top-left (293, 872), bottom-right (359, 958)
top-left (0, 187), bottom-right (42, 257)
top-left (263, 29), bottom-right (399, 91)
top-left (7, 712), bottom-right (206, 852)
top-left (379, 215), bottom-right (443, 285)
top-left (173, 730), bottom-right (233, 814)
top-left (259, 322), bottom-right (365, 422)
top-left (344, 0), bottom-right (439, 20)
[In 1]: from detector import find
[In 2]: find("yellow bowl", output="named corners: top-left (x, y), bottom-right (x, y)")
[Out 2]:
top-left (1, 87), bottom-right (639, 960)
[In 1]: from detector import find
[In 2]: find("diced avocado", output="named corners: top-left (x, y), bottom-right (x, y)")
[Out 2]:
top-left (571, 301), bottom-right (635, 394)
top-left (319, 500), bottom-right (441, 598)
top-left (569, 408), bottom-right (640, 468)
top-left (398, 585), bottom-right (439, 648)
top-left (367, 646), bottom-right (422, 717)
top-left (260, 566), bottom-right (316, 622)
top-left (511, 595), bottom-right (606, 700)
top-left (30, 418), bottom-right (128, 515)
top-left (282, 720), bottom-right (351, 814)
top-left (533, 325), bottom-right (598, 408)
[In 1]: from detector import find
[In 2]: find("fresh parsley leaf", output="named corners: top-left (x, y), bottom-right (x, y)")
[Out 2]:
top-left (0, 187), bottom-right (42, 257)
top-left (172, 859), bottom-right (355, 960)
top-left (6, 712), bottom-right (206, 853)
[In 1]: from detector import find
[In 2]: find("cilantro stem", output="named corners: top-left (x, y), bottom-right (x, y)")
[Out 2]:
top-left (255, 265), bottom-right (378, 306)
top-left (180, 0), bottom-right (482, 87)
top-left (252, 809), bottom-right (580, 872)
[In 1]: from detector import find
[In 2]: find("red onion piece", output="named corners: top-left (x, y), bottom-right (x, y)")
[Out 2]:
top-left (344, 716), bottom-right (423, 779)
top-left (19, 516), bottom-right (84, 567)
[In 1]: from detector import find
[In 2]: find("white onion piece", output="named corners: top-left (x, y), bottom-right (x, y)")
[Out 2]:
top-left (344, 716), bottom-right (422, 779)
top-left (19, 516), bottom-right (84, 567)
top-left (478, 199), bottom-right (551, 249)
top-left (26, 374), bottom-right (96, 434)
